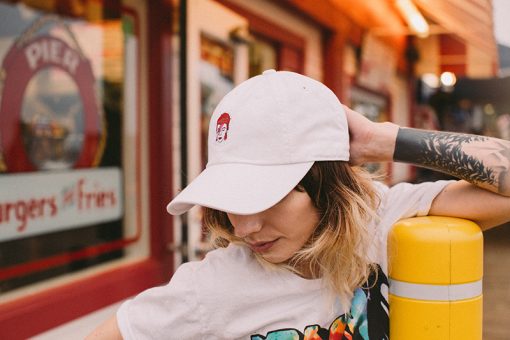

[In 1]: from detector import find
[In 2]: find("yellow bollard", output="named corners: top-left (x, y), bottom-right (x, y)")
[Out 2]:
top-left (388, 216), bottom-right (483, 340)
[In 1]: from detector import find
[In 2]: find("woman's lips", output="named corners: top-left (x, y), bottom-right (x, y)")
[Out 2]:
top-left (248, 239), bottom-right (278, 253)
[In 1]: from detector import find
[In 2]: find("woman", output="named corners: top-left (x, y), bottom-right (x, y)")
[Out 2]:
top-left (88, 70), bottom-right (510, 339)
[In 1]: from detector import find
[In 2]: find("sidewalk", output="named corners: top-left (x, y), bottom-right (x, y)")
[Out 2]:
top-left (483, 222), bottom-right (510, 339)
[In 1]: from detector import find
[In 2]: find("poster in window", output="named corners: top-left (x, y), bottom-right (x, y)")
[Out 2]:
top-left (0, 1), bottom-right (130, 293)
top-left (200, 34), bottom-right (235, 167)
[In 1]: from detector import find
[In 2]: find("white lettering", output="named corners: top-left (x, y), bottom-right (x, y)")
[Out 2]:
top-left (49, 39), bottom-right (62, 64)
top-left (24, 43), bottom-right (42, 69)
top-left (62, 48), bottom-right (79, 74)
top-left (24, 38), bottom-right (80, 74)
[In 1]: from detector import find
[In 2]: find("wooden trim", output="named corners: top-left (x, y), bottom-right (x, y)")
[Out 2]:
top-left (0, 259), bottom-right (167, 339)
top-left (284, 0), bottom-right (403, 48)
top-left (278, 45), bottom-right (304, 73)
top-left (148, 0), bottom-right (175, 261)
top-left (215, 0), bottom-right (306, 51)
top-left (323, 31), bottom-right (346, 101)
top-left (415, 0), bottom-right (496, 58)
top-left (439, 34), bottom-right (467, 76)
top-left (0, 236), bottom-right (141, 281)
top-left (281, 0), bottom-right (350, 34)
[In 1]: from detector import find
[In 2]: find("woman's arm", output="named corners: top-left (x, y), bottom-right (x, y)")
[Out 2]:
top-left (344, 106), bottom-right (510, 229)
top-left (393, 128), bottom-right (510, 196)
top-left (85, 315), bottom-right (122, 340)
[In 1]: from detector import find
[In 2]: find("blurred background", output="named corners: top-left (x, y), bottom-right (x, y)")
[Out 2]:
top-left (0, 0), bottom-right (508, 338)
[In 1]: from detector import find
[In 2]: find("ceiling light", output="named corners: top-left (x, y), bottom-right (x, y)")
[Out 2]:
top-left (440, 72), bottom-right (456, 87)
top-left (422, 73), bottom-right (439, 88)
top-left (395, 0), bottom-right (430, 38)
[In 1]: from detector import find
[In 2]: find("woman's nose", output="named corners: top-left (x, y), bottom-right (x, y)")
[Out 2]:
top-left (230, 214), bottom-right (263, 238)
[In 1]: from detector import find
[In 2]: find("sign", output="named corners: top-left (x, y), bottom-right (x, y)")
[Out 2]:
top-left (0, 18), bottom-right (103, 172)
top-left (358, 34), bottom-right (397, 91)
top-left (0, 167), bottom-right (122, 242)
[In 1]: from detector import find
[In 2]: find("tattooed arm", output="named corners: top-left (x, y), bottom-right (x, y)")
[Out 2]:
top-left (344, 106), bottom-right (510, 229)
top-left (393, 128), bottom-right (510, 196)
top-left (393, 128), bottom-right (510, 229)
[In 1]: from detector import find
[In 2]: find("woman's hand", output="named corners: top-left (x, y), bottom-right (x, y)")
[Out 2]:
top-left (343, 105), bottom-right (399, 165)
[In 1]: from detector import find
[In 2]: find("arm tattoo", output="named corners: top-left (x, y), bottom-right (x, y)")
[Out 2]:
top-left (393, 128), bottom-right (510, 193)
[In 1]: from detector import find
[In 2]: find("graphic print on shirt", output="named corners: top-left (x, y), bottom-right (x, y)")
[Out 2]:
top-left (251, 265), bottom-right (389, 340)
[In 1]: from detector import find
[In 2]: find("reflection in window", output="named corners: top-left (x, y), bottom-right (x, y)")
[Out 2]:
top-left (21, 68), bottom-right (85, 170)
top-left (249, 35), bottom-right (277, 78)
top-left (200, 34), bottom-right (234, 167)
top-left (0, 0), bottom-right (132, 293)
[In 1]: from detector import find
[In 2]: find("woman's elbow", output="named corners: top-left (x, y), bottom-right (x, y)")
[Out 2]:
top-left (86, 315), bottom-right (123, 340)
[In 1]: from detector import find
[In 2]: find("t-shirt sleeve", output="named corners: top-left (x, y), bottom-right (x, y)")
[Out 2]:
top-left (116, 263), bottom-right (201, 340)
top-left (385, 180), bottom-right (454, 218)
top-left (375, 180), bottom-right (455, 238)
top-left (372, 180), bottom-right (455, 270)
top-left (378, 181), bottom-right (454, 237)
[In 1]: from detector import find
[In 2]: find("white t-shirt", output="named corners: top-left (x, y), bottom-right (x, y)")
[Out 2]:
top-left (117, 180), bottom-right (452, 340)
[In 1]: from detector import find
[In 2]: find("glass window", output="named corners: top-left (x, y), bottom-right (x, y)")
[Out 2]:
top-left (249, 35), bottom-right (277, 78)
top-left (200, 34), bottom-right (235, 168)
top-left (0, 0), bottom-right (141, 293)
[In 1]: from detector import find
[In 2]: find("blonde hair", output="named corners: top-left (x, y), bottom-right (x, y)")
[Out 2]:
top-left (203, 161), bottom-right (380, 308)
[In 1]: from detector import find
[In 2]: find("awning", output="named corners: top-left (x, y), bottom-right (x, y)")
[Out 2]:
top-left (414, 0), bottom-right (497, 59)
top-left (453, 76), bottom-right (510, 103)
top-left (284, 0), bottom-right (497, 63)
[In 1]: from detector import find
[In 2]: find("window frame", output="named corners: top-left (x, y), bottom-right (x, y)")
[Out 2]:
top-left (216, 0), bottom-right (306, 73)
top-left (0, 2), bottom-right (175, 338)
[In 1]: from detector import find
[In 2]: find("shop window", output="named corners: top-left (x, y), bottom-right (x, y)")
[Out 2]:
top-left (216, 0), bottom-right (305, 74)
top-left (249, 35), bottom-right (277, 78)
top-left (0, 0), bottom-right (141, 294)
top-left (200, 34), bottom-right (235, 168)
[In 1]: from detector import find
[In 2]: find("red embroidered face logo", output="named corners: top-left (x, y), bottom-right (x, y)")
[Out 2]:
top-left (215, 113), bottom-right (230, 143)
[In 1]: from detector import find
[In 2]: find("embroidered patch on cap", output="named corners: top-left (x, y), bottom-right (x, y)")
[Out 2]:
top-left (215, 113), bottom-right (231, 143)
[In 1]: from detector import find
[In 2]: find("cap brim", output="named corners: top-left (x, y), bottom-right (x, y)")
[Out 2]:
top-left (167, 162), bottom-right (314, 215)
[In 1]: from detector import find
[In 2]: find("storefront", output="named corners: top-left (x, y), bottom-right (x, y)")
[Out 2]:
top-left (0, 0), bottom-right (498, 337)
top-left (0, 1), bottom-right (175, 338)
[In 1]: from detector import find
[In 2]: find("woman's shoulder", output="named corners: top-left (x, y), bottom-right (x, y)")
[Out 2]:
top-left (180, 244), bottom-right (314, 291)
top-left (373, 180), bottom-right (389, 197)
top-left (373, 179), bottom-right (454, 210)
top-left (205, 242), bottom-right (253, 260)
top-left (201, 243), bottom-right (254, 266)
top-left (179, 243), bottom-right (259, 279)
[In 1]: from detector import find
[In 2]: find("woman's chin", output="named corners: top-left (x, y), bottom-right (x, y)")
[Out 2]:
top-left (259, 252), bottom-right (291, 264)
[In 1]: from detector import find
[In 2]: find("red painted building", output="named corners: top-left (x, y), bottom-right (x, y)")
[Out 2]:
top-left (0, 0), bottom-right (497, 338)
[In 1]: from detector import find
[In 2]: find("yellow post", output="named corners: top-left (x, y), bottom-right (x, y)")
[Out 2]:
top-left (388, 216), bottom-right (483, 340)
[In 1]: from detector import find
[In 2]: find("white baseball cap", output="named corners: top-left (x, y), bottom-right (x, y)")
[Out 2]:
top-left (167, 69), bottom-right (349, 215)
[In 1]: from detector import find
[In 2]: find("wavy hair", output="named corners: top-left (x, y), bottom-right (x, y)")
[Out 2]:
top-left (203, 161), bottom-right (380, 308)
